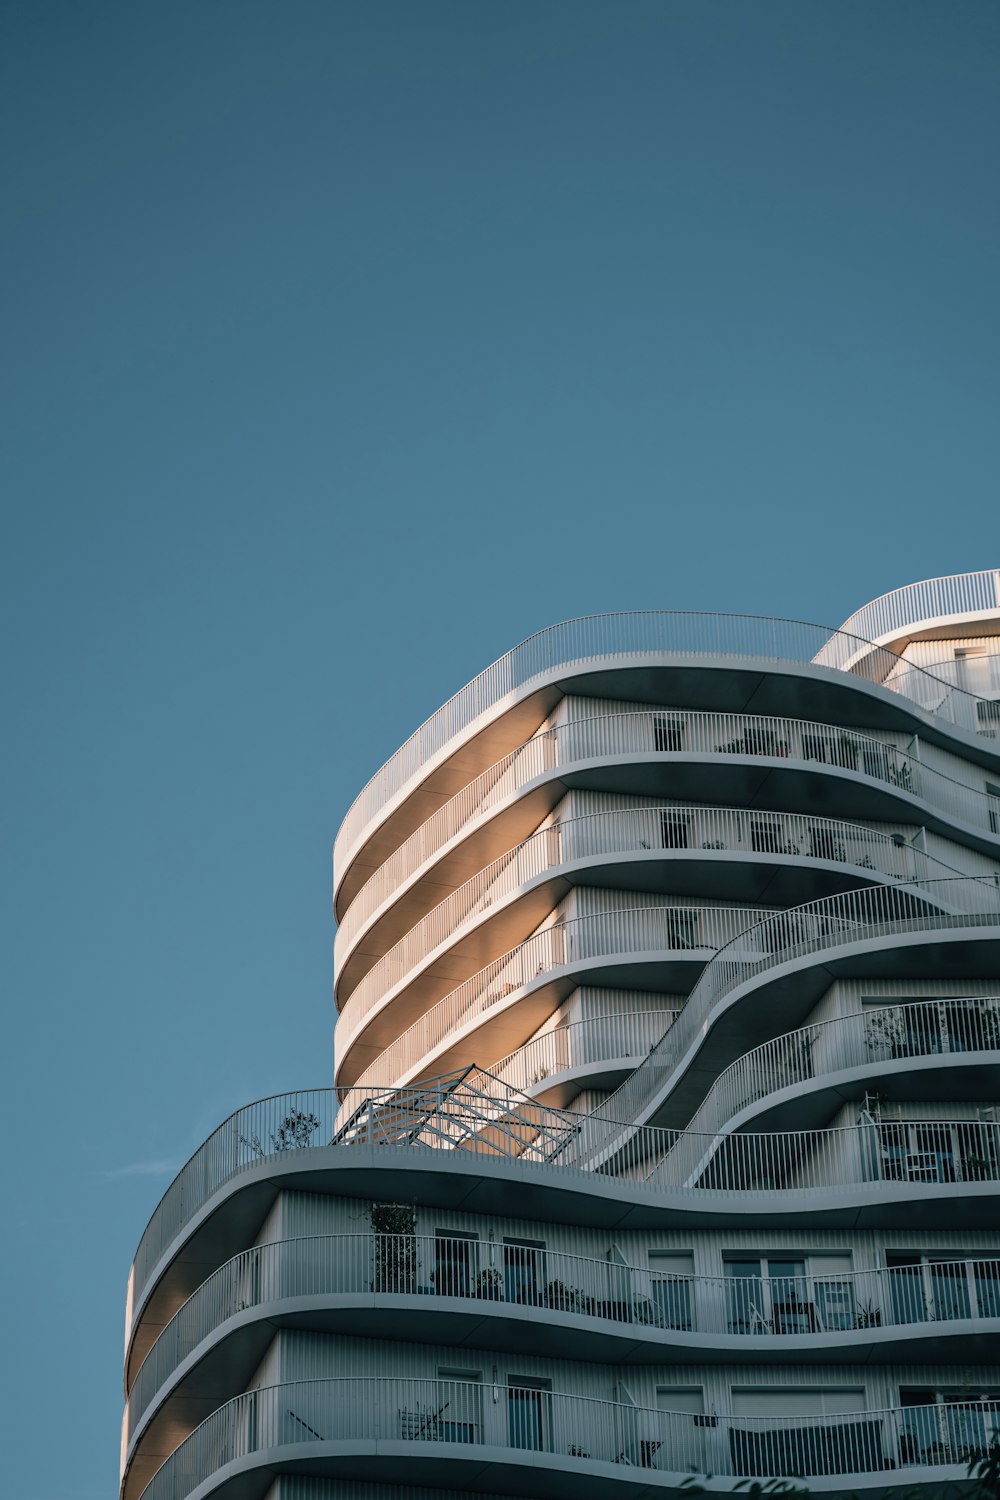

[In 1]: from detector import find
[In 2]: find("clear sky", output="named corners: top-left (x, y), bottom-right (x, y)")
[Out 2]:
top-left (2, 3), bottom-right (998, 1496)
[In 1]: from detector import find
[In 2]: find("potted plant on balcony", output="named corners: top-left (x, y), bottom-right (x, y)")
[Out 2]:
top-left (865, 1008), bottom-right (905, 1060)
top-left (855, 1300), bottom-right (883, 1329)
top-left (370, 1201), bottom-right (417, 1293)
top-left (961, 1154), bottom-right (993, 1181)
top-left (546, 1278), bottom-right (585, 1312)
top-left (475, 1266), bottom-right (503, 1301)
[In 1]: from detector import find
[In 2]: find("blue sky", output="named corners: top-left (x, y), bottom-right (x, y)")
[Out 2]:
top-left (2, 3), bottom-right (998, 1496)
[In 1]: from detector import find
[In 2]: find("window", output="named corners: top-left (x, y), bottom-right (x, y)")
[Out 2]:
top-left (648, 1252), bottom-right (694, 1330)
top-left (861, 741), bottom-right (892, 780)
top-left (507, 1375), bottom-right (551, 1451)
top-left (875, 1120), bottom-right (994, 1184)
top-left (435, 1368), bottom-right (482, 1444)
top-left (654, 716), bottom-right (684, 752)
top-left (863, 997), bottom-right (999, 1058)
top-left (955, 647), bottom-right (991, 697)
top-left (433, 1229), bottom-right (478, 1297)
top-left (751, 820), bottom-right (783, 854)
top-left (810, 825), bottom-right (844, 862)
top-left (723, 1254), bottom-right (853, 1333)
top-left (887, 1253), bottom-right (998, 1325)
top-left (656, 1388), bottom-right (707, 1472)
top-left (988, 783), bottom-right (1000, 836)
top-left (729, 1388), bottom-right (874, 1479)
top-left (503, 1238), bottom-right (545, 1305)
top-left (879, 1121), bottom-right (955, 1182)
top-left (661, 812), bottom-right (690, 848)
top-left (665, 909), bottom-right (698, 949)
top-left (899, 1387), bottom-right (1000, 1467)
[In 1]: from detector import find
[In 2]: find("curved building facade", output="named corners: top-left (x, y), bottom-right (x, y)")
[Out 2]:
top-left (124, 570), bottom-right (1000, 1500)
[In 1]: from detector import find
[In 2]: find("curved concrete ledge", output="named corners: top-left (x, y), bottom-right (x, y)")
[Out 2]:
top-left (126, 1127), bottom-right (1000, 1390)
top-left (334, 643), bottom-right (1000, 919)
top-left (822, 570), bottom-right (1000, 670)
top-left (137, 1377), bottom-right (979, 1500)
top-left (126, 1231), bottom-right (1000, 1486)
top-left (336, 714), bottom-right (1000, 987)
top-left (595, 877), bottom-right (1000, 1138)
top-left (336, 799), bottom-right (948, 1035)
top-left (671, 998), bottom-right (1000, 1142)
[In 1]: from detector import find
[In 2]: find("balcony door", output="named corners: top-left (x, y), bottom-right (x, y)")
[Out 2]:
top-left (648, 1252), bottom-right (694, 1330)
top-left (507, 1376), bottom-right (551, 1451)
top-left (503, 1238), bottom-right (545, 1305)
top-left (656, 1386), bottom-right (707, 1473)
top-left (434, 1229), bottom-right (478, 1297)
top-left (436, 1368), bottom-right (482, 1444)
top-left (887, 1253), bottom-right (997, 1325)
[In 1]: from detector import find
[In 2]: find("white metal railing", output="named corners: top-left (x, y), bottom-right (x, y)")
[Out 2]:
top-left (334, 610), bottom-right (998, 894)
top-left (126, 1232), bottom-right (1000, 1443)
top-left (586, 878), bottom-right (1000, 1147)
top-left (817, 570), bottom-right (1000, 661)
top-left (663, 998), bottom-right (1000, 1186)
top-left (129, 1065), bottom-right (1000, 1340)
top-left (131, 880), bottom-right (1000, 1318)
top-left (885, 652), bottom-right (1000, 718)
top-left (336, 706), bottom-right (1000, 966)
top-left (338, 803), bottom-right (943, 1047)
top-left (139, 1377), bottom-right (991, 1500)
top-left (487, 1010), bottom-right (679, 1097)
top-left (338, 903), bottom-right (766, 1094)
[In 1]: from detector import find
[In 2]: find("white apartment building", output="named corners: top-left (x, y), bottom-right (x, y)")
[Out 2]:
top-left (123, 570), bottom-right (1000, 1500)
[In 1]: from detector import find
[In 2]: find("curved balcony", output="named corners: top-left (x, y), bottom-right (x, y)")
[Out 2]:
top-left (138, 1377), bottom-right (982, 1500)
top-left (596, 877), bottom-right (1000, 1139)
top-left (336, 803), bottom-right (949, 1068)
top-left (487, 1009), bottom-right (680, 1104)
top-left (661, 998), bottom-right (1000, 1183)
top-left (126, 1232), bottom-right (1000, 1464)
top-left (338, 902), bottom-right (769, 1095)
top-left (336, 707), bottom-right (1000, 979)
top-left (128, 1073), bottom-right (1000, 1380)
top-left (334, 611), bottom-right (998, 915)
top-left (817, 569), bottom-right (1000, 669)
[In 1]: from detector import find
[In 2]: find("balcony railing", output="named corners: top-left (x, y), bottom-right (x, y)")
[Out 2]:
top-left (131, 879), bottom-right (1000, 1320)
top-left (129, 1052), bottom-right (1000, 1336)
top-left (126, 1234), bottom-right (1000, 1445)
top-left (334, 610), bottom-right (997, 891)
top-left (139, 1376), bottom-right (989, 1500)
top-left (338, 803), bottom-right (941, 1050)
top-left (667, 996), bottom-right (1000, 1178)
top-left (487, 1010), bottom-right (679, 1097)
top-left (339, 902), bottom-right (765, 1094)
top-left (817, 570), bottom-right (1000, 661)
top-left (336, 706), bottom-right (1000, 965)
top-left (593, 877), bottom-right (1000, 1142)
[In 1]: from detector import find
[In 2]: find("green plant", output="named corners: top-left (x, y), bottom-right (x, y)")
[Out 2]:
top-left (865, 1008), bottom-right (905, 1057)
top-left (370, 1202), bottom-right (416, 1292)
top-left (855, 1299), bottom-right (882, 1328)
top-left (962, 1154), bottom-right (993, 1180)
top-left (475, 1266), bottom-right (503, 1300)
top-left (546, 1278), bottom-right (586, 1312)
top-left (239, 1108), bottom-right (321, 1158)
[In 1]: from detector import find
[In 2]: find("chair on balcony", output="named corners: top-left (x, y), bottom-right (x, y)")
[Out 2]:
top-left (399, 1405), bottom-right (448, 1440)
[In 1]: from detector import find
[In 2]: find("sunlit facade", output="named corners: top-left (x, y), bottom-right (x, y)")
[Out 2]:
top-left (124, 570), bottom-right (1000, 1500)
